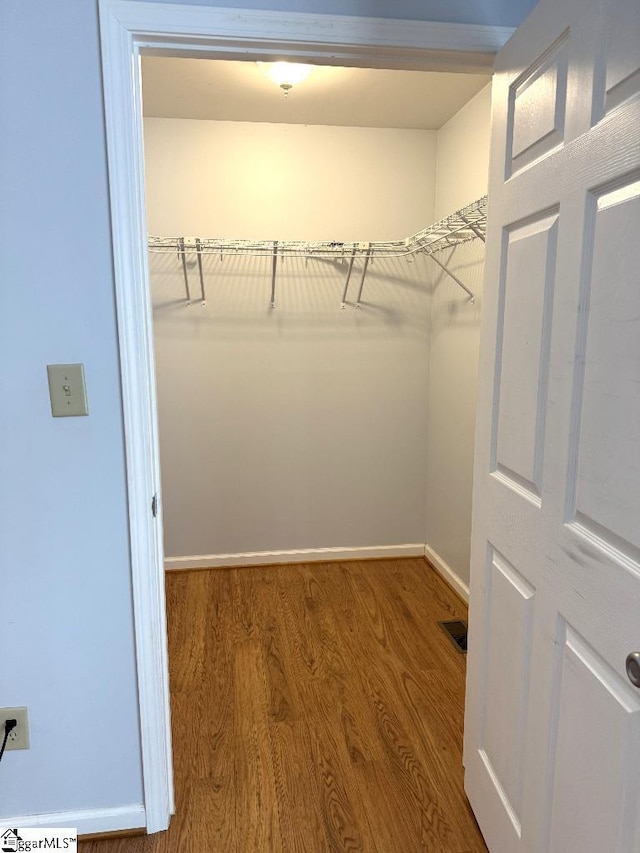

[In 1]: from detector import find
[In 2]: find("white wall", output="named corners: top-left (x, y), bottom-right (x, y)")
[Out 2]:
top-left (425, 83), bottom-right (491, 589)
top-left (433, 84), bottom-right (492, 222)
top-left (144, 119), bottom-right (436, 559)
top-left (145, 120), bottom-right (435, 241)
top-left (0, 0), bottom-right (142, 824)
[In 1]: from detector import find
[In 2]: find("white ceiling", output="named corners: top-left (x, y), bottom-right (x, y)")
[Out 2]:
top-left (141, 57), bottom-right (490, 130)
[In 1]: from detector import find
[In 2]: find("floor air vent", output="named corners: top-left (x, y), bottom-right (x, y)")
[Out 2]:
top-left (438, 620), bottom-right (468, 653)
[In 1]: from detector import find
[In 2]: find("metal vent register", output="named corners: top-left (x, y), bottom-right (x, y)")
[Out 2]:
top-left (439, 620), bottom-right (468, 653)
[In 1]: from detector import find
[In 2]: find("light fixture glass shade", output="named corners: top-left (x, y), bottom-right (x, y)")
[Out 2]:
top-left (257, 61), bottom-right (313, 93)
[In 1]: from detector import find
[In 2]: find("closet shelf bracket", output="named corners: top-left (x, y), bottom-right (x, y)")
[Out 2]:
top-left (178, 238), bottom-right (191, 305)
top-left (270, 241), bottom-right (278, 309)
top-left (428, 252), bottom-right (476, 303)
top-left (195, 238), bottom-right (206, 306)
top-left (355, 245), bottom-right (372, 308)
top-left (341, 247), bottom-right (357, 308)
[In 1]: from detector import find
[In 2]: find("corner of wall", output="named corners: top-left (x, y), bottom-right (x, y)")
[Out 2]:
top-left (424, 84), bottom-right (492, 590)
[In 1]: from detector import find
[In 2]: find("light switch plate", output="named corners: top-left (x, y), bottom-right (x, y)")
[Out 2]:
top-left (47, 364), bottom-right (89, 417)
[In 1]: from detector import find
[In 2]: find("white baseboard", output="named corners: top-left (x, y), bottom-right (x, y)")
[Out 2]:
top-left (424, 544), bottom-right (470, 603)
top-left (3, 804), bottom-right (145, 836)
top-left (165, 543), bottom-right (425, 570)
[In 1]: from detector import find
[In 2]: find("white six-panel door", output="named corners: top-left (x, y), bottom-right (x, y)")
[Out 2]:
top-left (464, 0), bottom-right (640, 850)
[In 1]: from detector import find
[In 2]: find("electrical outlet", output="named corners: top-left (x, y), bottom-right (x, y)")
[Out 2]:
top-left (1, 707), bottom-right (29, 750)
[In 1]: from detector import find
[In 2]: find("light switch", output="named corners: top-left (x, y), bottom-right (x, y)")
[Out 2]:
top-left (47, 364), bottom-right (89, 417)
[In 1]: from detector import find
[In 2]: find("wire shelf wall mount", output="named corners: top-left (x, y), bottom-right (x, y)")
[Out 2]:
top-left (148, 195), bottom-right (487, 309)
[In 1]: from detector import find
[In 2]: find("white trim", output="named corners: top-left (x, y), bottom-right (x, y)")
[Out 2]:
top-left (424, 544), bottom-right (470, 603)
top-left (5, 805), bottom-right (145, 836)
top-left (165, 544), bottom-right (426, 570)
top-left (99, 2), bottom-right (173, 834)
top-left (103, 2), bottom-right (513, 72)
top-left (98, 0), bottom-right (499, 834)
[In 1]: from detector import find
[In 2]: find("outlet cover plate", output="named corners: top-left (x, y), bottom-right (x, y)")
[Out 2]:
top-left (1, 706), bottom-right (30, 750)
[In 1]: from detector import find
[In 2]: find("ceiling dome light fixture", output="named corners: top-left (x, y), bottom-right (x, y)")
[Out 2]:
top-left (257, 61), bottom-right (314, 96)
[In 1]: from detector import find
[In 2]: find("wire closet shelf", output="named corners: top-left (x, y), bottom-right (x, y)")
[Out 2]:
top-left (147, 195), bottom-right (487, 308)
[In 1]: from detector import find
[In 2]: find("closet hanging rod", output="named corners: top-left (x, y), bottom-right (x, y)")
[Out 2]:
top-left (148, 196), bottom-right (487, 263)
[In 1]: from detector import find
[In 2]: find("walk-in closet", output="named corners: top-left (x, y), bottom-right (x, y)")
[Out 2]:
top-left (142, 58), bottom-right (491, 589)
top-left (116, 54), bottom-right (495, 852)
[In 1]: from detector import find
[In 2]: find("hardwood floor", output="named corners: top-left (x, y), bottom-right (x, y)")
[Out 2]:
top-left (80, 558), bottom-right (488, 853)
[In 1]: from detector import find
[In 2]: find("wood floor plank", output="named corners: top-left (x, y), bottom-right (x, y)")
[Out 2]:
top-left (273, 565), bottom-right (326, 680)
top-left (268, 719), bottom-right (332, 853)
top-left (352, 759), bottom-right (427, 853)
top-left (300, 680), bottom-right (379, 853)
top-left (171, 570), bottom-right (237, 849)
top-left (234, 640), bottom-right (282, 852)
top-left (164, 570), bottom-right (209, 694)
top-left (262, 613), bottom-right (301, 725)
top-left (79, 558), bottom-right (488, 853)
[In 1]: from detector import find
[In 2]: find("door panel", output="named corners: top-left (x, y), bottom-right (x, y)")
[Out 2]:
top-left (599, 5), bottom-right (640, 116)
top-left (547, 624), bottom-right (640, 853)
top-left (480, 548), bottom-right (535, 832)
top-left (570, 180), bottom-right (640, 552)
top-left (494, 212), bottom-right (558, 500)
top-left (508, 35), bottom-right (569, 176)
top-left (465, 0), bottom-right (640, 850)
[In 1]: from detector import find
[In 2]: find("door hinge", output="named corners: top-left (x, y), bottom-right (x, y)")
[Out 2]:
top-left (151, 493), bottom-right (158, 518)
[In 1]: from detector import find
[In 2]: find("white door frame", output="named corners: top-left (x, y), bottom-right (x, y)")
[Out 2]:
top-left (98, 0), bottom-right (513, 833)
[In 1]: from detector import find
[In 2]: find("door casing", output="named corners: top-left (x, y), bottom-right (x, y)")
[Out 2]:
top-left (98, 0), bottom-right (513, 833)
